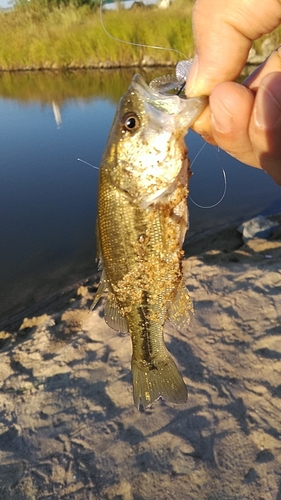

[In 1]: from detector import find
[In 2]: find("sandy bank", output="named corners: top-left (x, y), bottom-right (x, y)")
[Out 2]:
top-left (0, 216), bottom-right (281, 499)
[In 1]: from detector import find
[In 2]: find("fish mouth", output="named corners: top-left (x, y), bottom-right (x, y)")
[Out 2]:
top-left (130, 74), bottom-right (207, 129)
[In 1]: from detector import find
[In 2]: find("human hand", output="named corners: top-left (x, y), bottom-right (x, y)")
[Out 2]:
top-left (186, 0), bottom-right (281, 185)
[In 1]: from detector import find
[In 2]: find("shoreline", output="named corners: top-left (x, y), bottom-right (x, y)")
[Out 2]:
top-left (0, 219), bottom-right (251, 331)
top-left (0, 60), bottom-right (263, 73)
top-left (0, 0), bottom-right (277, 76)
top-left (1, 213), bottom-right (280, 332)
top-left (0, 60), bottom-right (175, 73)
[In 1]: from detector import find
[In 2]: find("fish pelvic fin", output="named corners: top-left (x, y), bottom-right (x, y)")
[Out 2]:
top-left (131, 350), bottom-right (187, 410)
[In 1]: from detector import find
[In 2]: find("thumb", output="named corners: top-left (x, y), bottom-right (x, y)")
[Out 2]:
top-left (185, 0), bottom-right (281, 97)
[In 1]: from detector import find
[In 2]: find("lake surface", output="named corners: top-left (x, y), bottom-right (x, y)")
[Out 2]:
top-left (1, 69), bottom-right (281, 324)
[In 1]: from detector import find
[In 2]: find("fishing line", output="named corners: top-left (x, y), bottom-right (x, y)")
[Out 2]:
top-left (190, 141), bottom-right (206, 171)
top-left (99, 0), bottom-right (188, 60)
top-left (98, 3), bottom-right (227, 209)
top-left (77, 158), bottom-right (99, 170)
top-left (189, 144), bottom-right (227, 209)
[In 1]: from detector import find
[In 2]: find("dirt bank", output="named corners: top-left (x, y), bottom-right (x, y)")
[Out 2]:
top-left (0, 217), bottom-right (281, 499)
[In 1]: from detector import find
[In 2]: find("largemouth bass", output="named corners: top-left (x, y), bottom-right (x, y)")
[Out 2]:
top-left (93, 74), bottom-right (206, 410)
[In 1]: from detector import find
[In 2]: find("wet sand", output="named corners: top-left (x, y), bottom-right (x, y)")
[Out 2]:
top-left (1, 215), bottom-right (281, 500)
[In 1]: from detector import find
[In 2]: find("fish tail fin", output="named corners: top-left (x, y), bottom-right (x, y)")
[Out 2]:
top-left (131, 351), bottom-right (187, 410)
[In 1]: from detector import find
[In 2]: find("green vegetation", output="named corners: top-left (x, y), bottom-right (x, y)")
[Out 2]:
top-left (0, 0), bottom-right (195, 71)
top-left (0, 0), bottom-right (280, 72)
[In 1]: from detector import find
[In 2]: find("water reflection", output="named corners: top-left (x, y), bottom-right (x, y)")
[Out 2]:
top-left (0, 69), bottom-right (281, 324)
top-left (0, 68), bottom-right (169, 104)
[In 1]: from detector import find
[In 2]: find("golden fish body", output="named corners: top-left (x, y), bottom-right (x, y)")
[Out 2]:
top-left (93, 74), bottom-right (206, 409)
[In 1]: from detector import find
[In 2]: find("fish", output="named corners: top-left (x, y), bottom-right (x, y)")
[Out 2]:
top-left (92, 73), bottom-right (207, 410)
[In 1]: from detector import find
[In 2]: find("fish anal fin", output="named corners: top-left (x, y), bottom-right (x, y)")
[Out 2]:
top-left (168, 284), bottom-right (193, 333)
top-left (132, 350), bottom-right (187, 410)
top-left (104, 294), bottom-right (129, 334)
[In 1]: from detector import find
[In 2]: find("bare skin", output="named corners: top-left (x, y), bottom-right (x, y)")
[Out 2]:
top-left (186, 0), bottom-right (281, 185)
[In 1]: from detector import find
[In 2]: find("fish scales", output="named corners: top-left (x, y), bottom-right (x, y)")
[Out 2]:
top-left (93, 74), bottom-right (207, 410)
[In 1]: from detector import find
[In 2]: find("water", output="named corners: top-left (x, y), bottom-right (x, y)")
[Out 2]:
top-left (1, 69), bottom-right (281, 324)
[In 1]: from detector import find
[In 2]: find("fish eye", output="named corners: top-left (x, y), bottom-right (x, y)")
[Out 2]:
top-left (121, 112), bottom-right (140, 132)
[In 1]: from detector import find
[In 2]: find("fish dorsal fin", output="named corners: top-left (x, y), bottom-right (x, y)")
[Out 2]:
top-left (104, 294), bottom-right (129, 334)
top-left (168, 284), bottom-right (194, 333)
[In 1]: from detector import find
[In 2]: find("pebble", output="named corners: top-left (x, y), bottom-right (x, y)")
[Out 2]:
top-left (237, 215), bottom-right (279, 242)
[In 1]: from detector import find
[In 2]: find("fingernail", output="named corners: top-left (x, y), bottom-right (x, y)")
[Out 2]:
top-left (255, 79), bottom-right (281, 129)
top-left (210, 94), bottom-right (234, 134)
top-left (185, 54), bottom-right (199, 96)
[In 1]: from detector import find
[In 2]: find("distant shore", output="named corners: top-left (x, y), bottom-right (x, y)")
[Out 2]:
top-left (0, 1), bottom-right (279, 72)
top-left (0, 59), bottom-right (267, 73)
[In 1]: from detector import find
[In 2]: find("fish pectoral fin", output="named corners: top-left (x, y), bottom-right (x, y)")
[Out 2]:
top-left (91, 272), bottom-right (107, 310)
top-left (104, 295), bottom-right (129, 334)
top-left (131, 351), bottom-right (187, 410)
top-left (168, 284), bottom-right (194, 333)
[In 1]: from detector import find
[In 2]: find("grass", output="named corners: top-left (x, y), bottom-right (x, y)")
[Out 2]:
top-left (0, 1), bottom-right (195, 71)
top-left (0, 0), bottom-right (280, 71)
